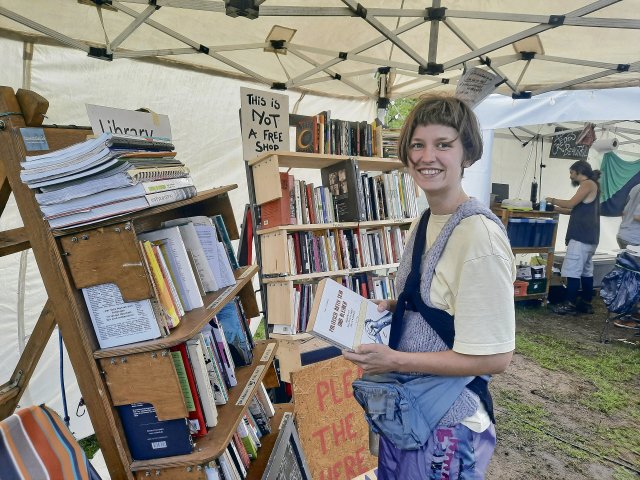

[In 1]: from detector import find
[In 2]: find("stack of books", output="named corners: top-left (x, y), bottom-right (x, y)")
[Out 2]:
top-left (19, 132), bottom-right (196, 229)
top-left (381, 128), bottom-right (400, 158)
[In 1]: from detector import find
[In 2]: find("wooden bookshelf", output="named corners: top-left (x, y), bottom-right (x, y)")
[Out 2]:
top-left (263, 263), bottom-right (400, 283)
top-left (248, 150), bottom-right (416, 341)
top-left (245, 403), bottom-right (296, 480)
top-left (256, 218), bottom-right (413, 236)
top-left (93, 265), bottom-right (258, 358)
top-left (130, 340), bottom-right (278, 474)
top-left (492, 207), bottom-right (559, 302)
top-left (0, 86), bottom-right (272, 480)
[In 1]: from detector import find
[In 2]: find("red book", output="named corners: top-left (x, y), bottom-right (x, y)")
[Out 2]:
top-left (170, 343), bottom-right (207, 437)
top-left (306, 183), bottom-right (316, 224)
top-left (259, 173), bottom-right (295, 229)
top-left (293, 232), bottom-right (302, 275)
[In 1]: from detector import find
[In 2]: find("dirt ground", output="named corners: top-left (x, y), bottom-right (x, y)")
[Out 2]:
top-left (486, 297), bottom-right (639, 480)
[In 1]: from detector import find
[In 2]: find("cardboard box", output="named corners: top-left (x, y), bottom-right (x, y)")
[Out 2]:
top-left (514, 280), bottom-right (529, 297)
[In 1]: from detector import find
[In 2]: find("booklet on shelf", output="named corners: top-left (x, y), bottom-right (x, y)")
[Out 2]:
top-left (306, 278), bottom-right (392, 351)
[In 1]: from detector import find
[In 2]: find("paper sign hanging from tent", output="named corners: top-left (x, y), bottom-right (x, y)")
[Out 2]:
top-left (86, 104), bottom-right (172, 140)
top-left (455, 67), bottom-right (502, 109)
top-left (240, 87), bottom-right (289, 160)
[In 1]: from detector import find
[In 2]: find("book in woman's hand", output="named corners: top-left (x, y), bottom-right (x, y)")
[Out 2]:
top-left (306, 278), bottom-right (392, 351)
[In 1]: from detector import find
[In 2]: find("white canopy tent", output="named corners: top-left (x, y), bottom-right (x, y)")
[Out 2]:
top-left (1, 0), bottom-right (639, 454)
top-left (476, 87), bottom-right (640, 253)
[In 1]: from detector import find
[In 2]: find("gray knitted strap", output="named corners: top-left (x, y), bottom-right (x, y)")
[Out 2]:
top-left (422, 198), bottom-right (506, 308)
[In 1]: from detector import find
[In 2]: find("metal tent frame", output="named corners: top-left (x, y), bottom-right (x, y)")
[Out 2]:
top-left (1, 0), bottom-right (639, 101)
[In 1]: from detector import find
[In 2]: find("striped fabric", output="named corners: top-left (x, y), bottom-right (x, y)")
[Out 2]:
top-left (0, 405), bottom-right (101, 480)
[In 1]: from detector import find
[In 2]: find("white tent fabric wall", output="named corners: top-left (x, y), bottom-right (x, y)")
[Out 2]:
top-left (0, 35), bottom-right (375, 440)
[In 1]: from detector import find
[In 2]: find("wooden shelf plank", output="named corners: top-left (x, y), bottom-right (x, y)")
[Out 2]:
top-left (0, 227), bottom-right (30, 257)
top-left (52, 185), bottom-right (238, 237)
top-left (130, 340), bottom-right (278, 472)
top-left (263, 263), bottom-right (400, 283)
top-left (249, 151), bottom-right (404, 172)
top-left (245, 403), bottom-right (295, 480)
top-left (512, 247), bottom-right (554, 254)
top-left (514, 293), bottom-right (546, 301)
top-left (256, 218), bottom-right (414, 235)
top-left (93, 265), bottom-right (258, 359)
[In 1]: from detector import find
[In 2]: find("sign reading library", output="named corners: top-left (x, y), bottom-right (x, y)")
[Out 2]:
top-left (240, 87), bottom-right (289, 160)
top-left (86, 104), bottom-right (172, 140)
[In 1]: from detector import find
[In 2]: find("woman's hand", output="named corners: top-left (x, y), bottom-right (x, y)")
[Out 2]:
top-left (372, 298), bottom-right (397, 313)
top-left (343, 343), bottom-right (401, 375)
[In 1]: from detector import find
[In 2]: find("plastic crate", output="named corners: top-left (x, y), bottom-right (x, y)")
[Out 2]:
top-left (514, 280), bottom-right (529, 297)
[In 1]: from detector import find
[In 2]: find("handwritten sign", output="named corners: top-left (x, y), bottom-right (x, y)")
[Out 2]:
top-left (292, 356), bottom-right (376, 480)
top-left (240, 87), bottom-right (289, 160)
top-left (550, 127), bottom-right (590, 160)
top-left (86, 104), bottom-right (172, 140)
top-left (455, 67), bottom-right (501, 109)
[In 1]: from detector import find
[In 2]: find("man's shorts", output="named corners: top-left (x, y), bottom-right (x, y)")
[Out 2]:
top-left (561, 239), bottom-right (597, 278)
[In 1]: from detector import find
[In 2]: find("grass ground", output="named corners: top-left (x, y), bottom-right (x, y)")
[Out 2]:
top-left (488, 298), bottom-right (640, 479)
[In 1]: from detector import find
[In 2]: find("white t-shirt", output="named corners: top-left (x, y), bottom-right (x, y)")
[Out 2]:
top-left (426, 213), bottom-right (517, 355)
top-left (424, 213), bottom-right (516, 432)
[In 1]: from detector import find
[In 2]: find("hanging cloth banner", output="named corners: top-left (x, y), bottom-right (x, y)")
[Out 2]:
top-left (599, 152), bottom-right (640, 216)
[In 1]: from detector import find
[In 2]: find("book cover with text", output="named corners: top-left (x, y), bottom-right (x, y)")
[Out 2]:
top-left (306, 278), bottom-right (391, 351)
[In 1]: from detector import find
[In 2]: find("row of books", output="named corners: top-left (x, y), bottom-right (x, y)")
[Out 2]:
top-left (381, 128), bottom-right (400, 158)
top-left (259, 160), bottom-right (419, 229)
top-left (272, 271), bottom-right (398, 336)
top-left (20, 133), bottom-right (196, 229)
top-left (119, 377), bottom-right (274, 463)
top-left (293, 111), bottom-right (384, 158)
top-left (282, 225), bottom-right (408, 276)
top-left (82, 214), bottom-right (240, 349)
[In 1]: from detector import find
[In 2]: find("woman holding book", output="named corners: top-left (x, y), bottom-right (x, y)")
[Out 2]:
top-left (344, 95), bottom-right (515, 479)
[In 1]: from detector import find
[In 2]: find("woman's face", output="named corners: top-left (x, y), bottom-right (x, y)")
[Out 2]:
top-left (407, 124), bottom-right (466, 196)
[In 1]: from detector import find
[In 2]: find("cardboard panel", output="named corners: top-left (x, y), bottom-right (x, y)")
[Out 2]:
top-left (260, 230), bottom-right (288, 275)
top-left (60, 222), bottom-right (153, 302)
top-left (266, 281), bottom-right (293, 326)
top-left (292, 356), bottom-right (376, 480)
top-left (252, 155), bottom-right (281, 205)
top-left (99, 350), bottom-right (187, 421)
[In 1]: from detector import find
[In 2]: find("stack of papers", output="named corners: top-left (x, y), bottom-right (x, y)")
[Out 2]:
top-left (21, 133), bottom-right (196, 229)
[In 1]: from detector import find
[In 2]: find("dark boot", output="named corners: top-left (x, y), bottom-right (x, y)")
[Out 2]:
top-left (552, 301), bottom-right (578, 315)
top-left (576, 299), bottom-right (594, 314)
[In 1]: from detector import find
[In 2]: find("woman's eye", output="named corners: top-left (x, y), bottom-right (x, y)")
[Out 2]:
top-left (436, 142), bottom-right (451, 149)
top-left (410, 142), bottom-right (423, 150)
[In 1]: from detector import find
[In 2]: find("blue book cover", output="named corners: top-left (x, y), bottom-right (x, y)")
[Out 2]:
top-left (214, 301), bottom-right (253, 366)
top-left (212, 215), bottom-right (240, 270)
top-left (118, 403), bottom-right (193, 460)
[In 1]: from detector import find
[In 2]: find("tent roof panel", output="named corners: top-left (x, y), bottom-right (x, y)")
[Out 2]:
top-left (1, 0), bottom-right (639, 99)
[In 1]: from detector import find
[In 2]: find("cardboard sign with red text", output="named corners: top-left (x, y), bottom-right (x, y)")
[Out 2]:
top-left (291, 356), bottom-right (376, 480)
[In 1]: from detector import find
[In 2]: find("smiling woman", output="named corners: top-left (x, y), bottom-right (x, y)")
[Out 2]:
top-left (343, 95), bottom-right (516, 479)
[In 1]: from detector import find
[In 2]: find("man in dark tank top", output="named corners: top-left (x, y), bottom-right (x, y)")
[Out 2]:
top-left (546, 160), bottom-right (601, 315)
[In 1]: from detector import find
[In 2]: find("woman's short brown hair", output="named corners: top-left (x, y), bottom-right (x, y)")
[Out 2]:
top-left (397, 95), bottom-right (483, 167)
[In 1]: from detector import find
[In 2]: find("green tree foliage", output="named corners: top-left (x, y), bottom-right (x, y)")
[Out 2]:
top-left (384, 98), bottom-right (417, 129)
